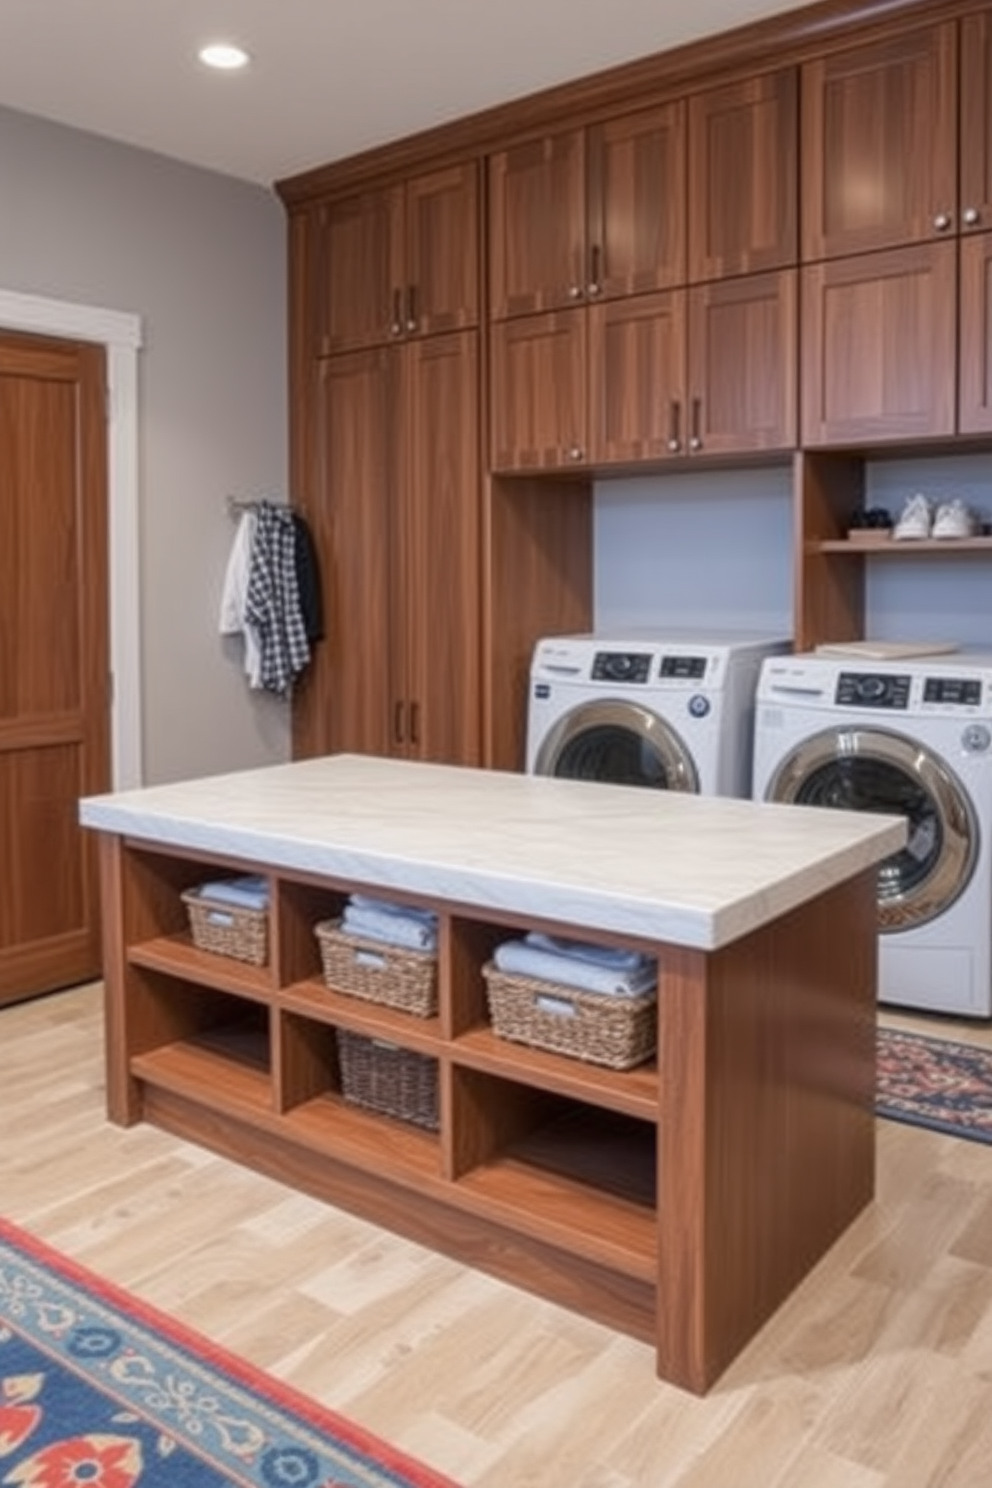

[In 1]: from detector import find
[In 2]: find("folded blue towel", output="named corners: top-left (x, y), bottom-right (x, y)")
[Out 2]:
top-left (341, 905), bottom-right (438, 952)
top-left (493, 939), bottom-right (656, 998)
top-left (348, 893), bottom-right (437, 925)
top-left (196, 876), bottom-right (269, 912)
top-left (525, 932), bottom-right (647, 971)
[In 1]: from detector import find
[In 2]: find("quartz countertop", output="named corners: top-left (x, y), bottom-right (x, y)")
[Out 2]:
top-left (79, 754), bottom-right (906, 950)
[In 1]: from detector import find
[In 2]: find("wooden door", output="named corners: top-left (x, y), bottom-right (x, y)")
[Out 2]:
top-left (488, 129), bottom-right (586, 318)
top-left (403, 162), bottom-right (480, 337)
top-left (489, 310), bottom-right (588, 471)
top-left (313, 188), bottom-right (398, 354)
top-left (398, 332), bottom-right (482, 766)
top-left (959, 231), bottom-right (992, 433)
top-left (0, 333), bottom-right (110, 1005)
top-left (960, 10), bottom-right (992, 238)
top-left (688, 68), bottom-right (798, 281)
top-left (687, 270), bottom-right (797, 455)
top-left (801, 243), bottom-right (956, 445)
top-left (589, 292), bottom-right (685, 464)
top-left (588, 102), bottom-right (687, 298)
top-left (802, 24), bottom-right (957, 260)
top-left (298, 349), bottom-right (394, 757)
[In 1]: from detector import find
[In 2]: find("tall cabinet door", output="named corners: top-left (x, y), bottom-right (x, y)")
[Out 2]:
top-left (688, 68), bottom-right (798, 280)
top-left (399, 332), bottom-right (482, 766)
top-left (304, 349), bottom-right (395, 758)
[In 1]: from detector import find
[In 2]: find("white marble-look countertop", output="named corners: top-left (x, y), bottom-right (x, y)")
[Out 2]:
top-left (79, 754), bottom-right (906, 951)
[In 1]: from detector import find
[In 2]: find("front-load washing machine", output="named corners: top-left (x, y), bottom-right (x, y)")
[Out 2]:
top-left (526, 629), bottom-right (791, 797)
top-left (753, 652), bottom-right (992, 1016)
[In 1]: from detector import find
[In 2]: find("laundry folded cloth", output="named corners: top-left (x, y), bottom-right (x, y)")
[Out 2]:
top-left (195, 876), bottom-right (269, 912)
top-left (341, 904), bottom-right (438, 952)
top-left (524, 931), bottom-right (648, 971)
top-left (348, 894), bottom-right (438, 925)
top-left (493, 939), bottom-right (656, 998)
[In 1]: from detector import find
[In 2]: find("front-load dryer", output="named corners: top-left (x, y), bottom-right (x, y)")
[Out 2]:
top-left (753, 652), bottom-right (992, 1016)
top-left (526, 629), bottom-right (792, 798)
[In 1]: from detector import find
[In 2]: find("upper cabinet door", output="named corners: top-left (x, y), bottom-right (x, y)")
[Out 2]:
top-left (588, 102), bottom-right (687, 298)
top-left (313, 164), bottom-right (479, 354)
top-left (802, 24), bottom-right (957, 260)
top-left (402, 163), bottom-right (480, 337)
top-left (688, 69), bottom-right (798, 281)
top-left (960, 10), bottom-right (992, 237)
top-left (488, 130), bottom-right (587, 318)
top-left (314, 190), bottom-right (396, 355)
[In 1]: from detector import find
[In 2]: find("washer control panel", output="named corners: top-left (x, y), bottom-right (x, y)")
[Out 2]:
top-left (835, 672), bottom-right (911, 708)
top-left (591, 652), bottom-right (652, 683)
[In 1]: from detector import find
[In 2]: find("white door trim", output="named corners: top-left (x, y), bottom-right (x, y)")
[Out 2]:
top-left (0, 289), bottom-right (143, 788)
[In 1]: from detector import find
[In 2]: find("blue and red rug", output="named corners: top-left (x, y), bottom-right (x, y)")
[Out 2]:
top-left (0, 1216), bottom-right (458, 1487)
top-left (876, 1027), bottom-right (992, 1145)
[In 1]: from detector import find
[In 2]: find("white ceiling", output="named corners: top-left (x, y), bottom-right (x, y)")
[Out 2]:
top-left (0, 0), bottom-right (810, 188)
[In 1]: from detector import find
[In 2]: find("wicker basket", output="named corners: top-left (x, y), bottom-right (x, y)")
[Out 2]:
top-left (337, 1031), bottom-right (439, 1130)
top-left (182, 888), bottom-right (269, 966)
top-left (482, 963), bottom-right (657, 1070)
top-left (314, 919), bottom-right (437, 1017)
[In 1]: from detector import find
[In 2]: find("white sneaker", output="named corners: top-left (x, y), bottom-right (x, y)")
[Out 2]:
top-left (932, 498), bottom-right (976, 539)
top-left (893, 493), bottom-right (933, 540)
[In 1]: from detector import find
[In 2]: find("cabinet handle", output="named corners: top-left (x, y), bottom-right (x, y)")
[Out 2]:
top-left (405, 284), bottom-right (418, 333)
top-left (963, 207), bottom-right (981, 227)
top-left (587, 245), bottom-right (602, 296)
top-left (410, 701), bottom-right (420, 747)
top-left (933, 212), bottom-right (953, 231)
top-left (390, 289), bottom-right (404, 336)
top-left (689, 397), bottom-right (702, 452)
top-left (667, 400), bottom-right (681, 453)
top-left (394, 700), bottom-right (405, 744)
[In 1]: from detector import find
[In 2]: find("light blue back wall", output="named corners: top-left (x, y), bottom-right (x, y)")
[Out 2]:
top-left (594, 452), bottom-right (992, 651)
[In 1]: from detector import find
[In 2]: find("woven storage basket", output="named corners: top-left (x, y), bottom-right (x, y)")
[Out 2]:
top-left (182, 888), bottom-right (269, 966)
top-left (314, 919), bottom-right (437, 1017)
top-left (482, 963), bottom-right (657, 1070)
top-left (337, 1030), bottom-right (439, 1130)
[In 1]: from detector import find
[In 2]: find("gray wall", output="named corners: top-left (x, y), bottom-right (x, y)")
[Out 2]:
top-left (0, 104), bottom-right (292, 785)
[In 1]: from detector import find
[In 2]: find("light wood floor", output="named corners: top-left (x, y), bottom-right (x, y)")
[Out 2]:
top-left (3, 983), bottom-right (992, 1487)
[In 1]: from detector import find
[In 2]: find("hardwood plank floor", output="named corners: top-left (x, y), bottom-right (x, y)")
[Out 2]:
top-left (2, 982), bottom-right (991, 1486)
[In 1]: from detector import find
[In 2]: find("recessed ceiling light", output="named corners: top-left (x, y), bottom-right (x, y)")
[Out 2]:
top-left (198, 42), bottom-right (251, 71)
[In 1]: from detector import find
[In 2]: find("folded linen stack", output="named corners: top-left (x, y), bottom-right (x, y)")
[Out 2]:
top-left (492, 932), bottom-right (656, 998)
top-left (340, 893), bottom-right (438, 952)
top-left (195, 875), bottom-right (269, 912)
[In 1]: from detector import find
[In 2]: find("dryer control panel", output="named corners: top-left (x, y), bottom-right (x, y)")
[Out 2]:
top-left (836, 672), bottom-right (911, 708)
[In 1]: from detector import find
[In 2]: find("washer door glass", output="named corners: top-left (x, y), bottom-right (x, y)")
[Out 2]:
top-left (534, 700), bottom-right (699, 792)
top-left (768, 726), bottom-right (977, 931)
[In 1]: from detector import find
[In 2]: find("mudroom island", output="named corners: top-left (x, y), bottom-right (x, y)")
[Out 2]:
top-left (80, 754), bottom-right (905, 1394)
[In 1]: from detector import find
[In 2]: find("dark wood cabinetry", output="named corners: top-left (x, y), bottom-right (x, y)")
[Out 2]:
top-left (491, 270), bottom-right (796, 470)
top-left (311, 162), bottom-right (479, 355)
top-left (297, 333), bottom-right (482, 765)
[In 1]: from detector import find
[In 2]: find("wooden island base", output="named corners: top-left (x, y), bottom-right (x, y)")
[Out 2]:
top-left (96, 822), bottom-right (878, 1395)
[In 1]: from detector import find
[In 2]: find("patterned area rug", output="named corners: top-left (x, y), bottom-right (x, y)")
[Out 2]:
top-left (0, 1216), bottom-right (458, 1487)
top-left (877, 1027), bottom-right (992, 1145)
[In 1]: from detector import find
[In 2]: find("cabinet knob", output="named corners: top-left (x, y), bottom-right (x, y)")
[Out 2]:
top-left (568, 285), bottom-right (583, 300)
top-left (933, 212), bottom-right (953, 231)
top-left (567, 445), bottom-right (584, 461)
top-left (963, 207), bottom-right (981, 227)
top-left (689, 437), bottom-right (702, 451)
top-left (667, 438), bottom-right (681, 453)
top-left (586, 282), bottom-right (601, 297)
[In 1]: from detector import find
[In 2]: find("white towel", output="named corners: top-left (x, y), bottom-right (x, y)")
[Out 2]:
top-left (341, 905), bottom-right (438, 952)
top-left (218, 510), bottom-right (262, 687)
top-left (493, 939), bottom-right (656, 998)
